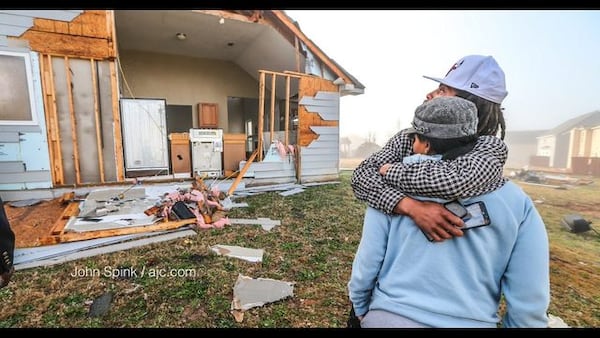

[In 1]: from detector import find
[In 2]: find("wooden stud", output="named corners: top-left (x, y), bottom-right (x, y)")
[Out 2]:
top-left (294, 36), bottom-right (300, 73)
top-left (90, 59), bottom-right (105, 183)
top-left (270, 73), bottom-right (276, 144)
top-left (257, 72), bottom-right (266, 161)
top-left (45, 54), bottom-right (65, 185)
top-left (285, 75), bottom-right (291, 147)
top-left (109, 61), bottom-right (125, 181)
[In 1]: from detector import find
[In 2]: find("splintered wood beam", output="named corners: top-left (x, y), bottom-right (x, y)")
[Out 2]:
top-left (257, 72), bottom-right (266, 161)
top-left (228, 148), bottom-right (258, 196)
top-left (39, 218), bottom-right (197, 246)
top-left (50, 201), bottom-right (80, 235)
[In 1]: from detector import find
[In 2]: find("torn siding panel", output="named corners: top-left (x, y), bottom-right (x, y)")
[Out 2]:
top-left (231, 274), bottom-right (294, 312)
top-left (299, 167), bottom-right (338, 176)
top-left (0, 10), bottom-right (83, 23)
top-left (300, 125), bottom-right (339, 183)
top-left (300, 155), bottom-right (338, 169)
top-left (254, 169), bottom-right (295, 179)
top-left (239, 159), bottom-right (296, 182)
top-left (299, 89), bottom-right (339, 121)
top-left (211, 245), bottom-right (264, 263)
top-left (0, 51), bottom-right (53, 190)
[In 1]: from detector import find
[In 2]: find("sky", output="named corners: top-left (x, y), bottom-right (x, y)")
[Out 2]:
top-left (285, 10), bottom-right (600, 145)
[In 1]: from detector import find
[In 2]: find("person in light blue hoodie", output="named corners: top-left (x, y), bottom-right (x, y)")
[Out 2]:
top-left (348, 96), bottom-right (550, 328)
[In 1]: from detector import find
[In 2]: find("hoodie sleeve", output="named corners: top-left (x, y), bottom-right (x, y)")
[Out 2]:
top-left (0, 197), bottom-right (15, 274)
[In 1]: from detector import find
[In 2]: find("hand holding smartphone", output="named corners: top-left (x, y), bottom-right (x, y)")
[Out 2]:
top-left (444, 200), bottom-right (490, 229)
top-left (422, 200), bottom-right (491, 241)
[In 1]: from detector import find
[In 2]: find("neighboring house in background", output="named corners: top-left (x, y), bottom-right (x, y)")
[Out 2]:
top-left (504, 130), bottom-right (548, 169)
top-left (533, 110), bottom-right (600, 175)
top-left (0, 10), bottom-right (364, 196)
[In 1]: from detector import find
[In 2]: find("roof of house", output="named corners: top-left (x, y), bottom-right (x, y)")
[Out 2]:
top-left (273, 10), bottom-right (365, 92)
top-left (546, 110), bottom-right (600, 136)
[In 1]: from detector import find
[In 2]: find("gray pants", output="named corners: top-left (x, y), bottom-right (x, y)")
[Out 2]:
top-left (361, 309), bottom-right (429, 328)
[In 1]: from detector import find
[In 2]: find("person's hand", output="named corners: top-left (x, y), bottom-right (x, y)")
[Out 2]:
top-left (394, 197), bottom-right (464, 242)
top-left (0, 266), bottom-right (14, 289)
top-left (379, 163), bottom-right (392, 176)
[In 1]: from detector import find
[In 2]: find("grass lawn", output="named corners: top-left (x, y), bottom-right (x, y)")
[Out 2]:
top-left (1, 171), bottom-right (598, 327)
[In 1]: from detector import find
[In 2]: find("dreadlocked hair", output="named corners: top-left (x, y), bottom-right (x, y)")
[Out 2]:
top-left (454, 89), bottom-right (506, 140)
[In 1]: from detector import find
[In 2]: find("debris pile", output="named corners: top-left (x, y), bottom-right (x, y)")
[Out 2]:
top-left (150, 177), bottom-right (231, 230)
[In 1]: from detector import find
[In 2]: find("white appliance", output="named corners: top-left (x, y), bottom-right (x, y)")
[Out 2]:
top-left (189, 128), bottom-right (223, 178)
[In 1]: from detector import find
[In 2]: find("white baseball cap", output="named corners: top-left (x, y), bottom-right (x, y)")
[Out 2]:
top-left (423, 55), bottom-right (508, 104)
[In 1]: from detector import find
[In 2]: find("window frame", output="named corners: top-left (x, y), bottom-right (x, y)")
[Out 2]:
top-left (0, 49), bottom-right (39, 126)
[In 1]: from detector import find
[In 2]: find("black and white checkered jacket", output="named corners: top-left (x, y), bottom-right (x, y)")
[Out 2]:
top-left (351, 130), bottom-right (508, 215)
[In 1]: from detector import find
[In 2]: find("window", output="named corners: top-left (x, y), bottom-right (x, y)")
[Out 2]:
top-left (0, 50), bottom-right (38, 125)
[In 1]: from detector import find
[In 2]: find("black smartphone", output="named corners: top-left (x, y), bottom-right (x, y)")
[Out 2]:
top-left (462, 201), bottom-right (491, 230)
top-left (444, 200), bottom-right (470, 219)
top-left (423, 200), bottom-right (491, 241)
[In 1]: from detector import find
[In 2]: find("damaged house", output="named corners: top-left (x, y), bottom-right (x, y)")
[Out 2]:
top-left (0, 10), bottom-right (364, 197)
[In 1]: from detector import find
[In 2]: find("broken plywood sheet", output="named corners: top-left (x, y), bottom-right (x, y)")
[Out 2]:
top-left (65, 214), bottom-right (159, 233)
top-left (231, 274), bottom-right (294, 312)
top-left (211, 244), bottom-right (263, 263)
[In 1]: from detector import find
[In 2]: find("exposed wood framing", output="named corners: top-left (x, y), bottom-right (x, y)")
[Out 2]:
top-left (285, 76), bottom-right (291, 147)
top-left (257, 70), bottom-right (303, 158)
top-left (192, 10), bottom-right (263, 24)
top-left (110, 61), bottom-right (125, 181)
top-left (257, 72), bottom-right (266, 161)
top-left (105, 10), bottom-right (117, 58)
top-left (270, 74), bottom-right (276, 144)
top-left (40, 53), bottom-right (64, 185)
top-left (294, 36), bottom-right (300, 73)
top-left (297, 76), bottom-right (338, 147)
top-left (90, 59), bottom-right (105, 183)
top-left (64, 56), bottom-right (82, 185)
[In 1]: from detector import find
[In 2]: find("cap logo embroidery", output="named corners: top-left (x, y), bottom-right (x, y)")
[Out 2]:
top-left (470, 82), bottom-right (479, 89)
top-left (445, 59), bottom-right (465, 77)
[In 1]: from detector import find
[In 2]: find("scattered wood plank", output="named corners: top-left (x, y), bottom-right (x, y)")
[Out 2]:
top-left (39, 218), bottom-right (196, 245)
top-left (50, 202), bottom-right (80, 235)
